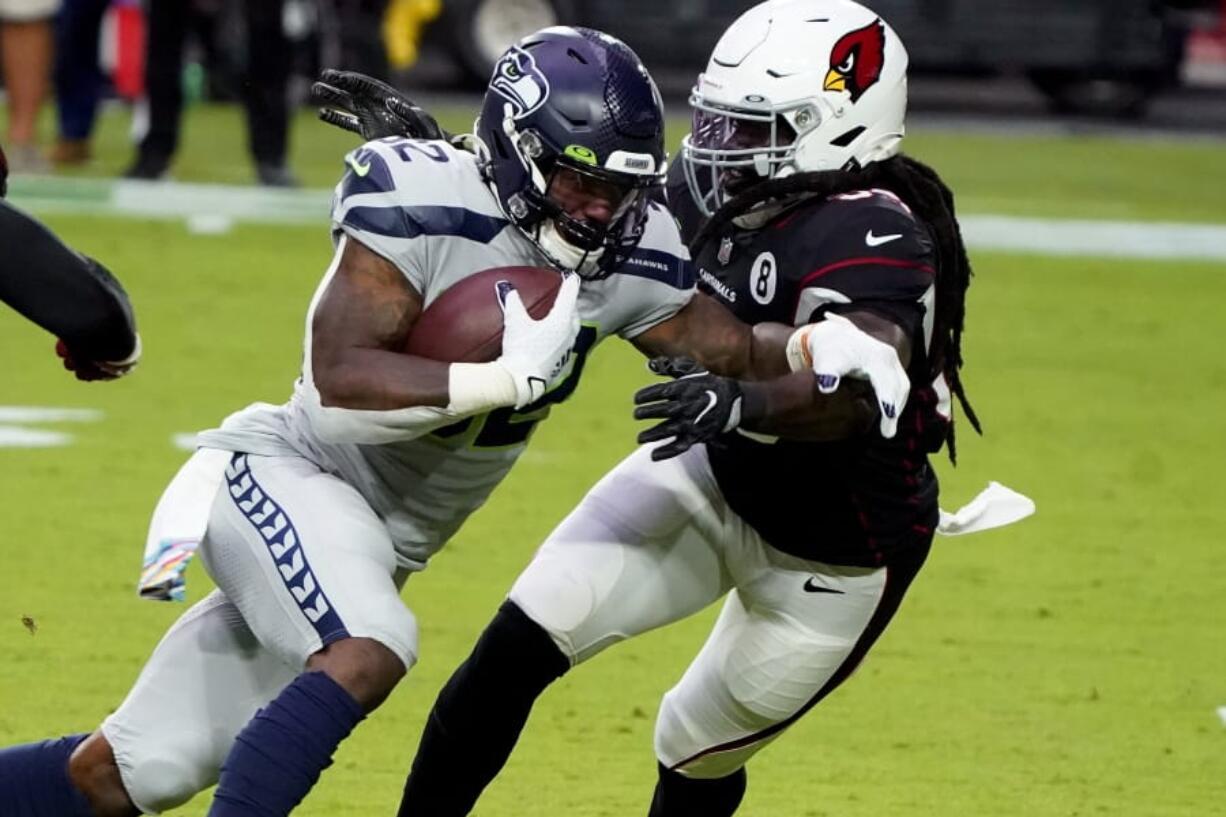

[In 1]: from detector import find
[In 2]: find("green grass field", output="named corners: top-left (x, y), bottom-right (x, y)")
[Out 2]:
top-left (2, 103), bottom-right (1225, 815)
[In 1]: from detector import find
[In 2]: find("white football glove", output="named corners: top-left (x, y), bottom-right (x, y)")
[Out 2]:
top-left (786, 313), bottom-right (911, 438)
top-left (495, 273), bottom-right (581, 408)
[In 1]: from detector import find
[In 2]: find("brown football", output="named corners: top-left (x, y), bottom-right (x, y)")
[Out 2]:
top-left (403, 266), bottom-right (563, 363)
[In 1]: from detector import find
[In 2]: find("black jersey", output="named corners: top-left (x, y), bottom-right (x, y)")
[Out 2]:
top-left (667, 162), bottom-right (949, 567)
top-left (0, 198), bottom-right (137, 362)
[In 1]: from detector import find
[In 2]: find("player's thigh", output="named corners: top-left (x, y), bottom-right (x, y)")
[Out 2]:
top-left (655, 543), bottom-right (929, 778)
top-left (100, 590), bottom-right (297, 814)
top-left (200, 452), bottom-right (418, 672)
top-left (509, 444), bottom-right (733, 665)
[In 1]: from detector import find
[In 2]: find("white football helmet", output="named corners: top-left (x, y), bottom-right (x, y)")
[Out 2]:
top-left (682, 0), bottom-right (909, 218)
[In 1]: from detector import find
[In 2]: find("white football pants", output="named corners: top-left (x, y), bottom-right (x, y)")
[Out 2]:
top-left (509, 443), bottom-right (928, 779)
top-left (102, 451), bottom-right (416, 813)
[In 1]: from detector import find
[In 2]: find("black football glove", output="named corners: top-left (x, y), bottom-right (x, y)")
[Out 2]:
top-left (634, 357), bottom-right (749, 461)
top-left (311, 69), bottom-right (446, 141)
top-left (646, 356), bottom-right (705, 379)
top-left (55, 336), bottom-right (141, 382)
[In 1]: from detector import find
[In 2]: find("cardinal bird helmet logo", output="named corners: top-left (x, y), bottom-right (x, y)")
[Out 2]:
top-left (825, 19), bottom-right (887, 103)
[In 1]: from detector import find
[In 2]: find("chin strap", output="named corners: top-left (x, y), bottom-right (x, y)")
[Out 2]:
top-left (501, 104), bottom-right (549, 194)
top-left (538, 220), bottom-right (602, 276)
top-left (453, 132), bottom-right (487, 160)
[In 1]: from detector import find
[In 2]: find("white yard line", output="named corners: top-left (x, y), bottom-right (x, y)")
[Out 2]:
top-left (0, 407), bottom-right (103, 449)
top-left (960, 216), bottom-right (1226, 262)
top-left (0, 428), bottom-right (76, 448)
top-left (8, 175), bottom-right (1226, 261)
top-left (0, 407), bottom-right (103, 423)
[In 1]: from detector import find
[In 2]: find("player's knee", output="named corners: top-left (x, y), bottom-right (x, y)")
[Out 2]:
top-left (309, 635), bottom-right (409, 712)
top-left (113, 740), bottom-right (217, 814)
top-left (429, 601), bottom-right (569, 734)
top-left (508, 567), bottom-right (604, 662)
top-left (654, 692), bottom-right (700, 776)
top-left (67, 733), bottom-right (140, 817)
top-left (485, 600), bottom-right (570, 668)
top-left (654, 689), bottom-right (760, 781)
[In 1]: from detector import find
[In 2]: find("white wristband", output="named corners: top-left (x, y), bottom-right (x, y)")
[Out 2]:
top-left (447, 362), bottom-right (518, 415)
top-left (785, 325), bottom-right (814, 372)
top-left (96, 332), bottom-right (142, 377)
top-left (111, 332), bottom-right (142, 366)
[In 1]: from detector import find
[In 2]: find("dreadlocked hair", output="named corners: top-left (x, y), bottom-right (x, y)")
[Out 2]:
top-left (689, 154), bottom-right (981, 462)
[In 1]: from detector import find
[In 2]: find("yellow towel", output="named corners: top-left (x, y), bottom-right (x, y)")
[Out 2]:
top-left (384, 0), bottom-right (444, 69)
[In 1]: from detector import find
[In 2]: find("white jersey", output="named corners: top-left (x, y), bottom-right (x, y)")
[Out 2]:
top-left (197, 137), bottom-right (694, 569)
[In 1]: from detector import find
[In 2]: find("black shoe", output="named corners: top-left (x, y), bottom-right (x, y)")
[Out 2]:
top-left (123, 153), bottom-right (169, 180)
top-left (256, 163), bottom-right (300, 188)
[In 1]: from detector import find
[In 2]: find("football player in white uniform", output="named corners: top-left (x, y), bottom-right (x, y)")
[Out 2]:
top-left (0, 25), bottom-right (865, 817)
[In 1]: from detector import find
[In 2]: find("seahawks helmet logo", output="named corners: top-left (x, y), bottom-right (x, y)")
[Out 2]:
top-left (490, 47), bottom-right (550, 118)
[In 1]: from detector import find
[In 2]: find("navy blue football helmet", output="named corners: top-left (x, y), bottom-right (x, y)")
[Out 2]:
top-left (476, 27), bottom-right (666, 278)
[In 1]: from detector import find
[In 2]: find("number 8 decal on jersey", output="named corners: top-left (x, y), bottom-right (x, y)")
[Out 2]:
top-left (433, 324), bottom-right (599, 449)
top-left (751, 251), bottom-right (777, 306)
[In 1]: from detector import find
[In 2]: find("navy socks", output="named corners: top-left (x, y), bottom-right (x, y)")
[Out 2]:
top-left (208, 671), bottom-right (364, 816)
top-left (0, 733), bottom-right (95, 817)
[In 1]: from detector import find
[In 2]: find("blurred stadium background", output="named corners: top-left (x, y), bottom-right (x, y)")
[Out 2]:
top-left (2, 1), bottom-right (1225, 815)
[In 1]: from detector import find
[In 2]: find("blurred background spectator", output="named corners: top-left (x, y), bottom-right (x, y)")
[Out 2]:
top-left (50, 0), bottom-right (109, 166)
top-left (0, 0), bottom-right (60, 172)
top-left (329, 0), bottom-right (393, 80)
top-left (0, 0), bottom-right (1222, 186)
top-left (125, 0), bottom-right (297, 186)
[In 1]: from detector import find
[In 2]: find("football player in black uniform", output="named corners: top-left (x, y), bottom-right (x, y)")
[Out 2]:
top-left (314, 3), bottom-right (1004, 814)
top-left (0, 142), bottom-right (141, 380)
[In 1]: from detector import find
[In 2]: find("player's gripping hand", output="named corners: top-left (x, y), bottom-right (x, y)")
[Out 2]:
top-left (634, 357), bottom-right (748, 461)
top-left (312, 69), bottom-right (445, 141)
top-left (495, 274), bottom-right (580, 408)
top-left (787, 313), bottom-right (910, 438)
top-left (55, 334), bottom-right (141, 381)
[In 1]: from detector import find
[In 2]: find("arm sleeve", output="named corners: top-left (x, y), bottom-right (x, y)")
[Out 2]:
top-left (0, 199), bottom-right (138, 361)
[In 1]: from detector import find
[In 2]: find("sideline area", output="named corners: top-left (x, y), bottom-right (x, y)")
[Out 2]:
top-left (8, 174), bottom-right (1226, 262)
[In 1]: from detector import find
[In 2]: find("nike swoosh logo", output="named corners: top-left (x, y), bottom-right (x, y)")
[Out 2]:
top-left (346, 154), bottom-right (372, 177)
top-left (865, 230), bottom-right (903, 247)
top-left (693, 390), bottom-right (719, 425)
top-left (803, 577), bottom-right (845, 594)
